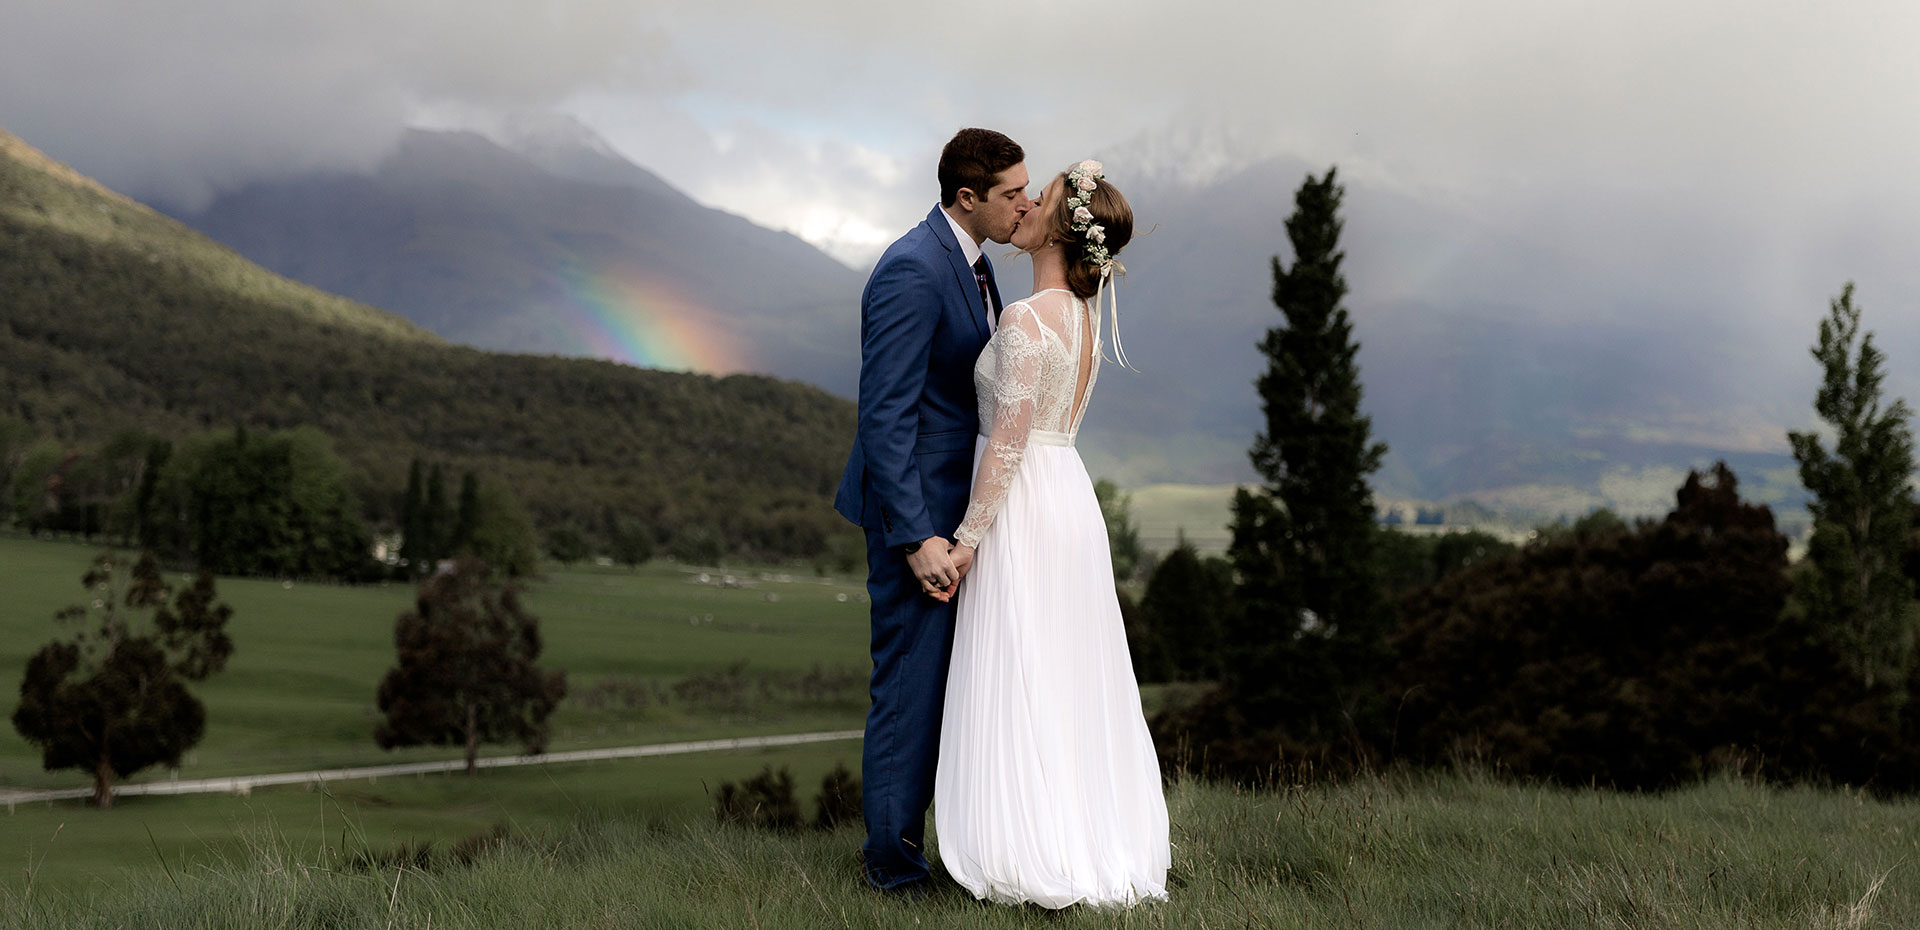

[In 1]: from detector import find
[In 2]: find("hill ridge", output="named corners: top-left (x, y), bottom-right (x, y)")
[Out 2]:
top-left (1, 126), bottom-right (440, 346)
top-left (0, 129), bottom-right (138, 208)
top-left (1, 126), bottom-right (855, 558)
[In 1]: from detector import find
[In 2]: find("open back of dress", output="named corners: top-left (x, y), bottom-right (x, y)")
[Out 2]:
top-left (952, 289), bottom-right (1101, 548)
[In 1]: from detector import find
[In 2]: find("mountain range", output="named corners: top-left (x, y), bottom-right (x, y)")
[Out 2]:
top-left (171, 126), bottom-right (865, 394)
top-left (154, 121), bottom-right (1818, 529)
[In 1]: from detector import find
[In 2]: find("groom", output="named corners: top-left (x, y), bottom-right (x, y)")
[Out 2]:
top-left (833, 128), bottom-right (1030, 893)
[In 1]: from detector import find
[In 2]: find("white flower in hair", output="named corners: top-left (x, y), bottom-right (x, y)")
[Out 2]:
top-left (1065, 158), bottom-right (1113, 269)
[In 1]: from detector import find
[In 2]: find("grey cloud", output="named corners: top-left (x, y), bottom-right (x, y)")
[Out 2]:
top-left (1, 0), bottom-right (675, 207)
top-left (6, 0), bottom-right (1919, 375)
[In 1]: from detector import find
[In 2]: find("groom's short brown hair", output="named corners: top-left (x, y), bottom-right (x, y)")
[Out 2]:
top-left (939, 129), bottom-right (1024, 208)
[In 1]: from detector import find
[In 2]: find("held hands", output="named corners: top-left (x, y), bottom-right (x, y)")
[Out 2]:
top-left (928, 544), bottom-right (976, 604)
top-left (906, 537), bottom-right (977, 603)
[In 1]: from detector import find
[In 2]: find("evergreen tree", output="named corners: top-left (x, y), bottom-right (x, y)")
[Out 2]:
top-left (1788, 283), bottom-right (1917, 692)
top-left (374, 558), bottom-right (567, 773)
top-left (132, 439), bottom-right (171, 550)
top-left (1139, 533), bottom-right (1232, 682)
top-left (399, 459), bottom-right (426, 574)
top-left (1094, 479), bottom-right (1147, 584)
top-left (12, 551), bottom-right (234, 807)
top-left (94, 429), bottom-right (159, 545)
top-left (423, 464), bottom-right (449, 567)
top-left (1224, 167), bottom-right (1388, 741)
top-left (452, 470), bottom-right (481, 555)
top-left (0, 417), bottom-right (38, 526)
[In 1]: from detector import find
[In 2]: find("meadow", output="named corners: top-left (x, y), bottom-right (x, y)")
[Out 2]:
top-left (1, 535), bottom-right (873, 886)
top-left (5, 769), bottom-right (1916, 928)
top-left (0, 535), bottom-right (874, 787)
top-left (7, 534), bottom-right (1920, 928)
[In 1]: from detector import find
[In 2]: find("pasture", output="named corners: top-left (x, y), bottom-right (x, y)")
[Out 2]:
top-left (7, 534), bottom-right (1919, 928)
top-left (5, 770), bottom-right (1917, 928)
top-left (1, 535), bottom-right (874, 790)
top-left (1, 535), bottom-right (873, 890)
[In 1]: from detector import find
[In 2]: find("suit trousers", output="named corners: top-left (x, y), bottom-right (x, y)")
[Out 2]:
top-left (859, 528), bottom-right (959, 888)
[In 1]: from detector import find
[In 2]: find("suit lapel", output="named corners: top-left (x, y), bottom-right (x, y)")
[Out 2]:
top-left (926, 205), bottom-right (992, 345)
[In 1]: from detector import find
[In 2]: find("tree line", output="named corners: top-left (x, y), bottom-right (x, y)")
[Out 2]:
top-left (1142, 169), bottom-right (1920, 792)
top-left (0, 420), bottom-right (558, 581)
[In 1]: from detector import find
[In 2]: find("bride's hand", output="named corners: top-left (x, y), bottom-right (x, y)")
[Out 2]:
top-left (926, 545), bottom-right (974, 603)
top-left (929, 541), bottom-right (975, 607)
top-left (950, 544), bottom-right (976, 582)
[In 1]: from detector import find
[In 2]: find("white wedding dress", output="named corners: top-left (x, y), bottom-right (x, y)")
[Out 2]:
top-left (934, 288), bottom-right (1170, 908)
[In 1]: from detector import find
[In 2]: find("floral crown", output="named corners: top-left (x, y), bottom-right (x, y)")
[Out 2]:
top-left (1063, 159), bottom-right (1137, 371)
top-left (1064, 160), bottom-right (1112, 268)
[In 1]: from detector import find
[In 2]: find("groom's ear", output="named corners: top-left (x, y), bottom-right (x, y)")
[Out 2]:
top-left (953, 187), bottom-right (978, 213)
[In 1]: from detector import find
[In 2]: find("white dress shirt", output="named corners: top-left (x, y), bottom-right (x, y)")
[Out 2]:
top-left (941, 205), bottom-right (996, 332)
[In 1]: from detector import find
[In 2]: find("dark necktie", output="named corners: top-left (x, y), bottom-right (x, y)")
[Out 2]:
top-left (972, 255), bottom-right (997, 324)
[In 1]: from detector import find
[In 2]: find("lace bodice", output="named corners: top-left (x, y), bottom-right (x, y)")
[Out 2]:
top-left (953, 289), bottom-right (1101, 548)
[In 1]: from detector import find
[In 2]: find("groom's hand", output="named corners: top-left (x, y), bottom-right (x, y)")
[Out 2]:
top-left (906, 537), bottom-right (958, 598)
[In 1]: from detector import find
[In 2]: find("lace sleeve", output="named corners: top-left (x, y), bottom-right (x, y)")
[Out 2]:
top-left (954, 303), bottom-right (1045, 548)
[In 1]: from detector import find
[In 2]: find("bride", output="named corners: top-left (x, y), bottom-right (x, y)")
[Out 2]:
top-left (933, 161), bottom-right (1170, 908)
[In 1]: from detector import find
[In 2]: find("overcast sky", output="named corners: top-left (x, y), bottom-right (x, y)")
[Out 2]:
top-left (5, 0), bottom-right (1919, 339)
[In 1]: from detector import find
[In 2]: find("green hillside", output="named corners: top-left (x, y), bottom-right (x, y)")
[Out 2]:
top-left (0, 129), bottom-right (856, 556)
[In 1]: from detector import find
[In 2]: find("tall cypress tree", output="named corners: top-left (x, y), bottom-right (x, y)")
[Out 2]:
top-left (1787, 283), bottom-right (1917, 693)
top-left (452, 470), bottom-right (481, 556)
top-left (1226, 167), bottom-right (1387, 740)
top-left (399, 459), bottom-right (426, 575)
top-left (423, 463), bottom-right (449, 568)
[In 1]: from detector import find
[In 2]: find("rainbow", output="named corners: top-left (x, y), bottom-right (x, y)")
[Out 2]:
top-left (553, 265), bottom-right (752, 374)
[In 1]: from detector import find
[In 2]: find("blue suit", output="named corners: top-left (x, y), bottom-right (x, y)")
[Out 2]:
top-left (834, 205), bottom-right (1000, 888)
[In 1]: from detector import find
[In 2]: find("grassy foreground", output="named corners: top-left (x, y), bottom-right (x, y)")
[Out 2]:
top-left (2, 742), bottom-right (863, 895)
top-left (5, 770), bottom-right (1916, 929)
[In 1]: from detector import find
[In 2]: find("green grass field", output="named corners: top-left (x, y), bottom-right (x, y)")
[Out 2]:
top-left (1, 534), bottom-right (879, 893)
top-left (9, 534), bottom-right (1920, 927)
top-left (4, 742), bottom-right (863, 895)
top-left (1, 536), bottom-right (874, 792)
top-left (5, 771), bottom-right (1916, 928)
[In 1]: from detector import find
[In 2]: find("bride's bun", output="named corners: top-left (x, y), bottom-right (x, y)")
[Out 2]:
top-left (1039, 166), bottom-right (1133, 301)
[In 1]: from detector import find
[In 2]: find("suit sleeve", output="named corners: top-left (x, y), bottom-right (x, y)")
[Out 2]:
top-left (858, 255), bottom-right (939, 548)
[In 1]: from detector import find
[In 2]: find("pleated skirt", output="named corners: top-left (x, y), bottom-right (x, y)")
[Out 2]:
top-left (933, 433), bottom-right (1171, 908)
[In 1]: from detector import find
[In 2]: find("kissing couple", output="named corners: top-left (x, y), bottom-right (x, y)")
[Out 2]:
top-left (833, 128), bottom-right (1169, 908)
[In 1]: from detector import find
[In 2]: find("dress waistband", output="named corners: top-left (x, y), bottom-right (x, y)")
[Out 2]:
top-left (981, 429), bottom-right (1074, 448)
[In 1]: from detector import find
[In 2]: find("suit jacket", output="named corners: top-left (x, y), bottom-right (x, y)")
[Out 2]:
top-left (834, 205), bottom-right (1002, 549)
